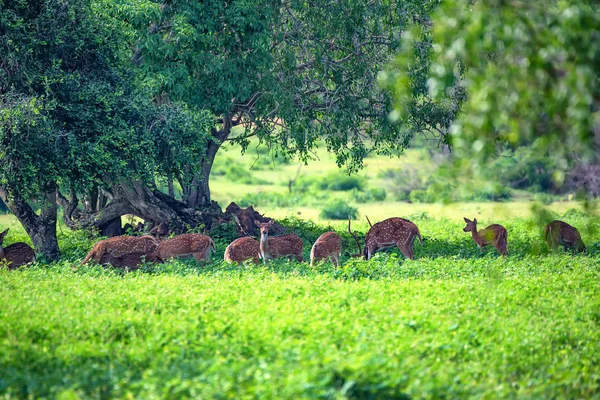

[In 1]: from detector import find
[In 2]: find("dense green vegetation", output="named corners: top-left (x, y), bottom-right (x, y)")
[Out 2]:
top-left (1, 212), bottom-right (599, 398)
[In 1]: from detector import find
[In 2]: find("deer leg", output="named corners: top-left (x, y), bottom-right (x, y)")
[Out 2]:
top-left (397, 241), bottom-right (414, 260)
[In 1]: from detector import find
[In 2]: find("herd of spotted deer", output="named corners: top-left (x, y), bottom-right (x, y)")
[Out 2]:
top-left (0, 216), bottom-right (588, 270)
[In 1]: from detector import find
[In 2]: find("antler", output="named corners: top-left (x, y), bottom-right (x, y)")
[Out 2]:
top-left (365, 215), bottom-right (373, 228)
top-left (348, 216), bottom-right (362, 257)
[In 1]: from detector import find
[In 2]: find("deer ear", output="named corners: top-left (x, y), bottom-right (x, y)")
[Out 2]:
top-left (463, 217), bottom-right (470, 223)
top-left (268, 220), bottom-right (275, 226)
top-left (254, 220), bottom-right (261, 227)
top-left (473, 218), bottom-right (477, 224)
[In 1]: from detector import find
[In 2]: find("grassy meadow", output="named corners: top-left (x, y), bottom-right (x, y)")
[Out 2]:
top-left (1, 141), bottom-right (600, 398)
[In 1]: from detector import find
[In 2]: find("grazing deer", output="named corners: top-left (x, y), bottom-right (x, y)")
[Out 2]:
top-left (255, 220), bottom-right (304, 263)
top-left (545, 220), bottom-right (586, 253)
top-left (0, 229), bottom-right (35, 269)
top-left (154, 233), bottom-right (216, 262)
top-left (364, 217), bottom-right (423, 260)
top-left (81, 235), bottom-right (159, 265)
top-left (224, 237), bottom-right (260, 265)
top-left (310, 232), bottom-right (342, 267)
top-left (463, 218), bottom-right (508, 256)
top-left (99, 251), bottom-right (161, 269)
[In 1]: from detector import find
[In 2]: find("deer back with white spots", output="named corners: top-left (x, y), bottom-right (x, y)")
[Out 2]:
top-left (255, 220), bottom-right (304, 263)
top-left (224, 236), bottom-right (260, 265)
top-left (463, 217), bottom-right (508, 256)
top-left (155, 233), bottom-right (216, 262)
top-left (364, 217), bottom-right (423, 260)
top-left (81, 235), bottom-right (159, 266)
top-left (545, 220), bottom-right (585, 253)
top-left (310, 231), bottom-right (342, 267)
top-left (0, 228), bottom-right (36, 269)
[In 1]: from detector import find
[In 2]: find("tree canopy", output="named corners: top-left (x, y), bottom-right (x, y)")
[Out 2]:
top-left (391, 0), bottom-right (599, 184)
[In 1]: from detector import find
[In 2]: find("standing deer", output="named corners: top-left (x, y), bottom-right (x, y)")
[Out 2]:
top-left (463, 218), bottom-right (508, 256)
top-left (224, 237), bottom-right (260, 265)
top-left (364, 217), bottom-right (423, 260)
top-left (154, 233), bottom-right (216, 262)
top-left (81, 235), bottom-right (159, 265)
top-left (255, 220), bottom-right (304, 263)
top-left (310, 232), bottom-right (342, 267)
top-left (545, 220), bottom-right (586, 253)
top-left (0, 229), bottom-right (35, 269)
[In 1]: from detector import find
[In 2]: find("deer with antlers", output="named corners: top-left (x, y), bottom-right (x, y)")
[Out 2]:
top-left (0, 228), bottom-right (35, 269)
top-left (155, 233), bottom-right (216, 262)
top-left (545, 220), bottom-right (585, 253)
top-left (224, 237), bottom-right (261, 265)
top-left (81, 235), bottom-right (159, 266)
top-left (255, 220), bottom-right (304, 263)
top-left (364, 217), bottom-right (423, 260)
top-left (310, 232), bottom-right (342, 267)
top-left (463, 217), bottom-right (508, 256)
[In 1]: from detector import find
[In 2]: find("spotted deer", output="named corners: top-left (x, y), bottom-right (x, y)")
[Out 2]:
top-left (224, 237), bottom-right (260, 265)
top-left (310, 232), bottom-right (342, 267)
top-left (99, 251), bottom-right (161, 269)
top-left (255, 220), bottom-right (304, 263)
top-left (0, 228), bottom-right (35, 269)
top-left (154, 233), bottom-right (216, 262)
top-left (364, 217), bottom-right (423, 260)
top-left (545, 220), bottom-right (585, 253)
top-left (463, 218), bottom-right (508, 256)
top-left (81, 235), bottom-right (159, 265)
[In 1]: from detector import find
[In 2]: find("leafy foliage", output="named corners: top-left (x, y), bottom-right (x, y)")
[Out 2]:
top-left (319, 199), bottom-right (359, 220)
top-left (392, 0), bottom-right (599, 181)
top-left (113, 0), bottom-right (447, 172)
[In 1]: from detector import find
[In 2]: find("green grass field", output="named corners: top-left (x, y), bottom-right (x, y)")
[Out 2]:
top-left (1, 213), bottom-right (600, 398)
top-left (1, 140), bottom-right (599, 398)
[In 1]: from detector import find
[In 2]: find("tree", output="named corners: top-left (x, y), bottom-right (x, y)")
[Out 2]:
top-left (0, 0), bottom-right (212, 259)
top-left (115, 0), bottom-right (447, 209)
top-left (391, 0), bottom-right (599, 186)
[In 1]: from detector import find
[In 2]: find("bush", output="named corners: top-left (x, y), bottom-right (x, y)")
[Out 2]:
top-left (238, 190), bottom-right (331, 208)
top-left (319, 200), bottom-right (359, 220)
top-left (351, 188), bottom-right (387, 203)
top-left (299, 172), bottom-right (365, 192)
top-left (534, 193), bottom-right (554, 205)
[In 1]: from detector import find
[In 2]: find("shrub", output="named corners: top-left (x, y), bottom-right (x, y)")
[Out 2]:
top-left (319, 200), bottom-right (359, 220)
top-left (351, 188), bottom-right (387, 203)
top-left (299, 172), bottom-right (365, 192)
top-left (534, 193), bottom-right (554, 205)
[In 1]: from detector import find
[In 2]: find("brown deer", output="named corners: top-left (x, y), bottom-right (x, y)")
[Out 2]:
top-left (81, 235), bottom-right (159, 265)
top-left (364, 217), bottom-right (423, 260)
top-left (463, 218), bottom-right (508, 256)
top-left (99, 251), bottom-right (161, 269)
top-left (545, 220), bottom-right (586, 253)
top-left (310, 232), bottom-right (342, 267)
top-left (224, 237), bottom-right (260, 265)
top-left (0, 228), bottom-right (35, 269)
top-left (154, 233), bottom-right (216, 262)
top-left (255, 220), bottom-right (304, 263)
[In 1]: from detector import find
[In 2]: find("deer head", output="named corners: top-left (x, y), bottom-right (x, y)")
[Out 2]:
top-left (463, 217), bottom-right (477, 232)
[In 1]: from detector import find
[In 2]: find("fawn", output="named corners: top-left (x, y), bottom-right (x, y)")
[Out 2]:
top-left (364, 217), bottom-right (423, 260)
top-left (154, 233), bottom-right (216, 262)
top-left (81, 235), bottom-right (159, 265)
top-left (463, 217), bottom-right (508, 256)
top-left (0, 228), bottom-right (35, 269)
top-left (545, 220), bottom-right (585, 253)
top-left (310, 231), bottom-right (342, 267)
top-left (224, 237), bottom-right (261, 265)
top-left (255, 220), bottom-right (304, 263)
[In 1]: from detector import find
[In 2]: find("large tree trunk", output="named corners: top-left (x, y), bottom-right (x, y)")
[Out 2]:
top-left (186, 120), bottom-right (232, 208)
top-left (0, 185), bottom-right (60, 261)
